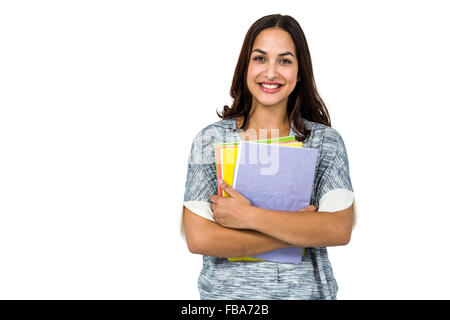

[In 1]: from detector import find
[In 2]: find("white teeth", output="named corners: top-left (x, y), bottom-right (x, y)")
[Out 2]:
top-left (260, 83), bottom-right (280, 89)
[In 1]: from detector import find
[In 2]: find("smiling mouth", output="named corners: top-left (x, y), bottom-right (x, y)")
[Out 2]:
top-left (258, 83), bottom-right (284, 89)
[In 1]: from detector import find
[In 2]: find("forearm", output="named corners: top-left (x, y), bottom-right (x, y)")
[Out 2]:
top-left (201, 225), bottom-right (290, 258)
top-left (248, 205), bottom-right (354, 248)
top-left (183, 209), bottom-right (290, 258)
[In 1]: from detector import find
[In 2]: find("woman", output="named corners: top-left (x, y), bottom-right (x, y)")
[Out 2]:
top-left (182, 14), bottom-right (355, 300)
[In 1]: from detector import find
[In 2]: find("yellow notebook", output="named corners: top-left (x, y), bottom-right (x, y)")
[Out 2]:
top-left (221, 146), bottom-right (239, 197)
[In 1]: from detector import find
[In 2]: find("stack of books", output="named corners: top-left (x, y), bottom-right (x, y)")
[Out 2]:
top-left (214, 136), bottom-right (318, 264)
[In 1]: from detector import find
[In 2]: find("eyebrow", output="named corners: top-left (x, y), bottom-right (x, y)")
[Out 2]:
top-left (251, 48), bottom-right (296, 58)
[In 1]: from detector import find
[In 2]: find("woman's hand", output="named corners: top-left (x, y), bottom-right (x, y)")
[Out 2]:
top-left (210, 180), bottom-right (253, 229)
top-left (210, 179), bottom-right (318, 229)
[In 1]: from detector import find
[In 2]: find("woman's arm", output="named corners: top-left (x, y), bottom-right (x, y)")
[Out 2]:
top-left (183, 206), bottom-right (291, 258)
top-left (211, 181), bottom-right (354, 248)
top-left (247, 204), bottom-right (354, 247)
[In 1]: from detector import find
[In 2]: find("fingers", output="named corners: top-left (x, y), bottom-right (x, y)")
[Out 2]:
top-left (210, 195), bottom-right (219, 203)
top-left (210, 180), bottom-right (241, 201)
top-left (218, 180), bottom-right (240, 198)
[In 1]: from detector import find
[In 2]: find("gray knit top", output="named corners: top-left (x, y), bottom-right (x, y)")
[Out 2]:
top-left (183, 118), bottom-right (354, 299)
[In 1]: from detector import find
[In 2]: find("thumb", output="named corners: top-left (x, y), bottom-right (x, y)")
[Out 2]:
top-left (219, 179), bottom-right (241, 198)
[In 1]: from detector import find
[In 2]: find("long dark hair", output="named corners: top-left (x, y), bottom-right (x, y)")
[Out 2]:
top-left (216, 14), bottom-right (331, 141)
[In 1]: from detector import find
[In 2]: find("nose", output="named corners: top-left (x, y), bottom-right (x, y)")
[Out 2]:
top-left (264, 61), bottom-right (279, 80)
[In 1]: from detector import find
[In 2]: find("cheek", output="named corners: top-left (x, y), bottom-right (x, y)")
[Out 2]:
top-left (247, 63), bottom-right (263, 81)
top-left (284, 68), bottom-right (298, 84)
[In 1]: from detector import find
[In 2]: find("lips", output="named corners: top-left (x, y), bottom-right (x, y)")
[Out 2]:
top-left (258, 82), bottom-right (283, 93)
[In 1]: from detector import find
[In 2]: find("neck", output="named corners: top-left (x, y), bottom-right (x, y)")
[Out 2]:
top-left (236, 102), bottom-right (290, 140)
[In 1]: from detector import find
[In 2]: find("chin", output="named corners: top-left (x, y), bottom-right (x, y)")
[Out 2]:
top-left (253, 96), bottom-right (289, 107)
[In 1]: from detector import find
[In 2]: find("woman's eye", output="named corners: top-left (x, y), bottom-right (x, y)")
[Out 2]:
top-left (252, 56), bottom-right (292, 65)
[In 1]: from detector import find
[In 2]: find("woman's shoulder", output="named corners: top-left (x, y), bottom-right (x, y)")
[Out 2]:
top-left (190, 118), bottom-right (237, 147)
top-left (303, 119), bottom-right (343, 141)
top-left (303, 119), bottom-right (347, 156)
top-left (188, 119), bottom-right (236, 164)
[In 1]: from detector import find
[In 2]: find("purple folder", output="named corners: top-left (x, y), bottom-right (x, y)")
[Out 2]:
top-left (232, 141), bottom-right (318, 264)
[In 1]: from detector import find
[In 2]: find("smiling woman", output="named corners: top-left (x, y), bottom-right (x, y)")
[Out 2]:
top-left (218, 14), bottom-right (331, 142)
top-left (182, 14), bottom-right (355, 300)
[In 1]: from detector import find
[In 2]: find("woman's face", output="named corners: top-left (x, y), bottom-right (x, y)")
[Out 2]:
top-left (246, 27), bottom-right (299, 110)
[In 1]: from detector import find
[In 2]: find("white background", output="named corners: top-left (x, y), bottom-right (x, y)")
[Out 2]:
top-left (1, 0), bottom-right (449, 299)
